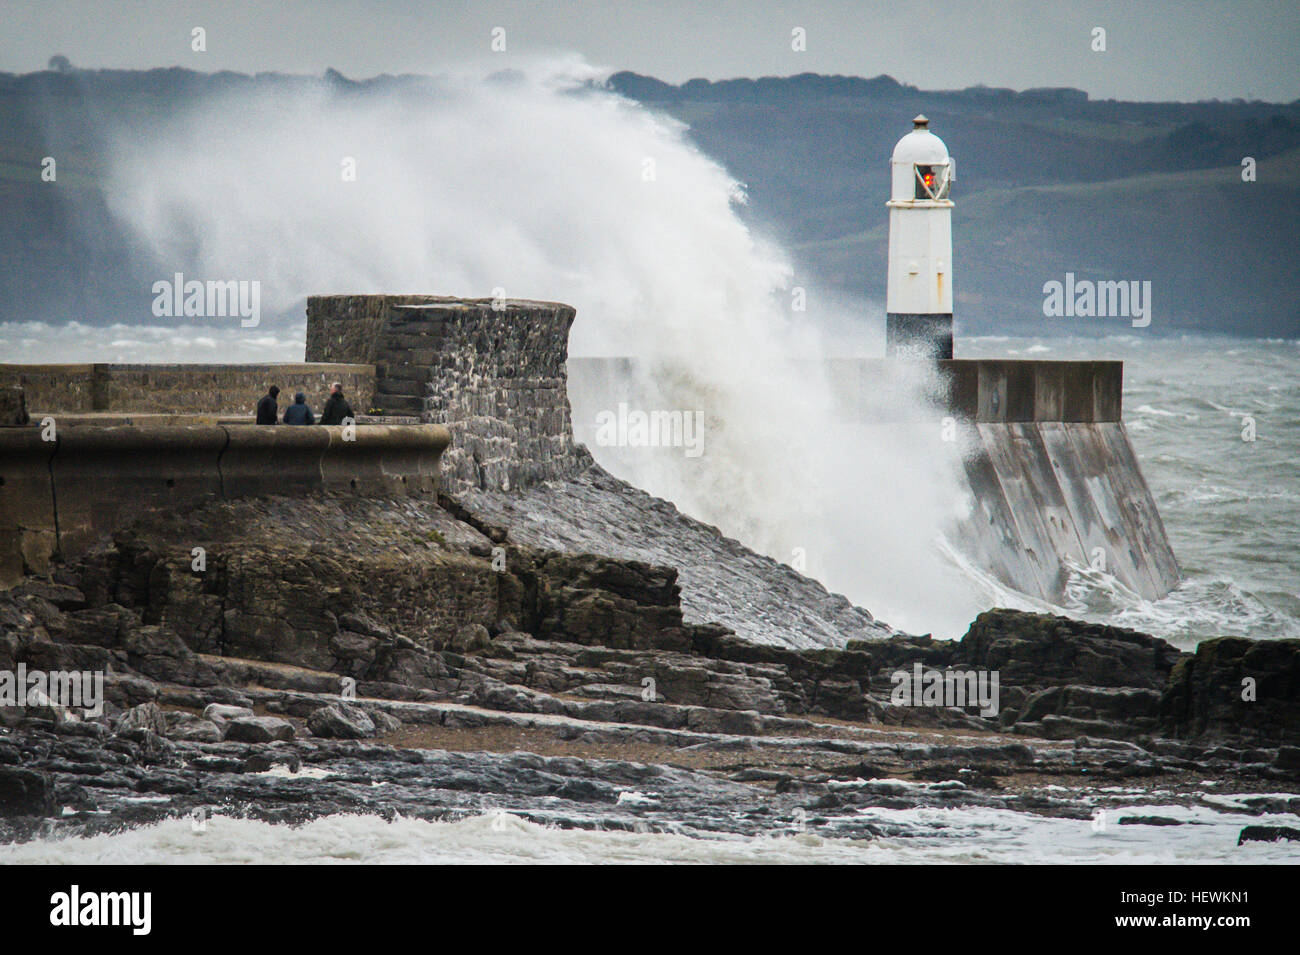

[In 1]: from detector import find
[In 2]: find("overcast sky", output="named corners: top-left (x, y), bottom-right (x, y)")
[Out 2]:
top-left (3, 0), bottom-right (1297, 102)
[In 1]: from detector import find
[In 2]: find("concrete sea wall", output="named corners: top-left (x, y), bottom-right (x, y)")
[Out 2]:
top-left (959, 420), bottom-right (1179, 603)
top-left (0, 422), bottom-right (450, 585)
top-left (567, 356), bottom-right (1179, 605)
top-left (0, 297), bottom-right (1179, 608)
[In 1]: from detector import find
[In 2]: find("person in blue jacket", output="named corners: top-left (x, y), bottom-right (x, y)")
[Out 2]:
top-left (282, 392), bottom-right (316, 425)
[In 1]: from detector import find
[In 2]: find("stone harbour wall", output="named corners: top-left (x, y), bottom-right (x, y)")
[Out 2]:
top-left (0, 363), bottom-right (375, 416)
top-left (307, 295), bottom-right (589, 496)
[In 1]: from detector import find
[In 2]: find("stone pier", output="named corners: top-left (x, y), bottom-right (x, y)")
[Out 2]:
top-left (567, 355), bottom-right (1180, 605)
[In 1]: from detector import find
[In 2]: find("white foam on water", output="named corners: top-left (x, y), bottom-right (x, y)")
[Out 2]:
top-left (1, 803), bottom-right (1294, 865)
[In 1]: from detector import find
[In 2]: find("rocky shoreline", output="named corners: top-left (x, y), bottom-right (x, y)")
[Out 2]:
top-left (2, 472), bottom-right (1298, 849)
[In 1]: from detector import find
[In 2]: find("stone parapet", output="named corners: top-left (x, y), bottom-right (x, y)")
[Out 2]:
top-left (0, 363), bottom-right (375, 416)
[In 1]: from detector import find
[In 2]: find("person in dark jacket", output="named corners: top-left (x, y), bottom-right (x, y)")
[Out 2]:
top-left (255, 385), bottom-right (280, 425)
top-left (282, 392), bottom-right (315, 425)
top-left (319, 381), bottom-right (354, 426)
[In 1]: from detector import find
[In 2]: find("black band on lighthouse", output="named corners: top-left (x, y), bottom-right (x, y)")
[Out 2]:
top-left (886, 313), bottom-right (953, 360)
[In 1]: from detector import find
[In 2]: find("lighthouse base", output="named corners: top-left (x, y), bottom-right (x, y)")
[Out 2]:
top-left (886, 313), bottom-right (953, 360)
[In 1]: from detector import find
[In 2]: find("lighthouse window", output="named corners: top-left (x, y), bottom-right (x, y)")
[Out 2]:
top-left (914, 164), bottom-right (950, 200)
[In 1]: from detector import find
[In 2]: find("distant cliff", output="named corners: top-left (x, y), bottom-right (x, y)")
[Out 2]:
top-left (605, 71), bottom-right (1300, 338)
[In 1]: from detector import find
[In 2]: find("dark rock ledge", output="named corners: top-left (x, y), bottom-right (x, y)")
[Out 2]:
top-left (0, 492), bottom-right (1297, 843)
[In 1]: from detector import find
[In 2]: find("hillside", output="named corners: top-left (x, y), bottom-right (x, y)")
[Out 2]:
top-left (799, 148), bottom-right (1300, 336)
top-left (610, 72), bottom-right (1300, 337)
top-left (0, 67), bottom-right (1297, 336)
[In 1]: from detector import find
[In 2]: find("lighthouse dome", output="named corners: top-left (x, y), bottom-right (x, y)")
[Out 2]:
top-left (889, 115), bottom-right (954, 202)
top-left (891, 115), bottom-right (950, 164)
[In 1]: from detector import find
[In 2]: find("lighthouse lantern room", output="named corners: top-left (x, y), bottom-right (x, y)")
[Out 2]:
top-left (886, 115), bottom-right (955, 359)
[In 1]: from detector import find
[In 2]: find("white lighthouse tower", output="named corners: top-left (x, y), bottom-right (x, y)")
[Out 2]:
top-left (886, 115), bottom-right (954, 359)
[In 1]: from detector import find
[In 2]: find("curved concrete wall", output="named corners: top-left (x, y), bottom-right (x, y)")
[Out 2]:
top-left (0, 422), bottom-right (450, 585)
top-left (567, 355), bottom-right (1178, 604)
top-left (957, 421), bottom-right (1179, 603)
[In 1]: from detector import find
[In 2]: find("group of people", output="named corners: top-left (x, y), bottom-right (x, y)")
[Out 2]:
top-left (255, 382), bottom-right (355, 426)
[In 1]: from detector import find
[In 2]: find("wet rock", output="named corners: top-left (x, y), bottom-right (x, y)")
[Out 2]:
top-left (685, 708), bottom-right (764, 736)
top-left (12, 686), bottom-right (72, 725)
top-left (307, 703), bottom-right (375, 739)
top-left (1275, 746), bottom-right (1300, 771)
top-left (12, 578), bottom-right (85, 611)
top-left (1238, 825), bottom-right (1300, 845)
top-left (189, 755), bottom-right (245, 773)
top-left (203, 703), bottom-right (254, 725)
top-left (243, 750), bottom-right (303, 774)
top-left (123, 625), bottom-right (220, 685)
top-left (373, 646), bottom-right (448, 689)
top-left (460, 466), bottom-right (894, 648)
top-left (0, 767), bottom-right (53, 816)
top-left (953, 609), bottom-right (1185, 689)
top-left (51, 720), bottom-right (108, 740)
top-left (63, 606), bottom-right (132, 647)
top-left (0, 634), bottom-right (19, 674)
top-left (812, 678), bottom-right (870, 720)
top-left (370, 710), bottom-right (402, 736)
top-left (112, 728), bottom-right (176, 760)
top-left (338, 612), bottom-right (396, 640)
top-left (104, 674), bottom-right (159, 707)
top-left (164, 712), bottom-right (223, 743)
top-left (204, 688), bottom-right (255, 708)
top-left (330, 631), bottom-right (380, 672)
top-left (0, 474), bottom-right (1292, 847)
top-left (1160, 637), bottom-right (1300, 744)
top-left (20, 641), bottom-right (114, 681)
top-left (1118, 815), bottom-right (1184, 826)
top-left (223, 716), bottom-right (296, 743)
top-left (450, 624), bottom-right (491, 654)
top-left (114, 702), bottom-right (168, 736)
top-left (530, 552), bottom-right (688, 650)
top-left (1013, 685), bottom-right (1162, 738)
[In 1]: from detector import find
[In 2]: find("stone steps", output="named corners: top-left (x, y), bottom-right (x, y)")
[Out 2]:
top-left (372, 331), bottom-right (436, 417)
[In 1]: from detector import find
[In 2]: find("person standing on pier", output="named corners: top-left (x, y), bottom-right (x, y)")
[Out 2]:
top-left (282, 392), bottom-right (316, 425)
top-left (319, 381), bottom-right (354, 425)
top-left (255, 385), bottom-right (280, 425)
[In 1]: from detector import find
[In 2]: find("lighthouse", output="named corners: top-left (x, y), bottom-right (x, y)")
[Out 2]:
top-left (886, 115), bottom-right (954, 359)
